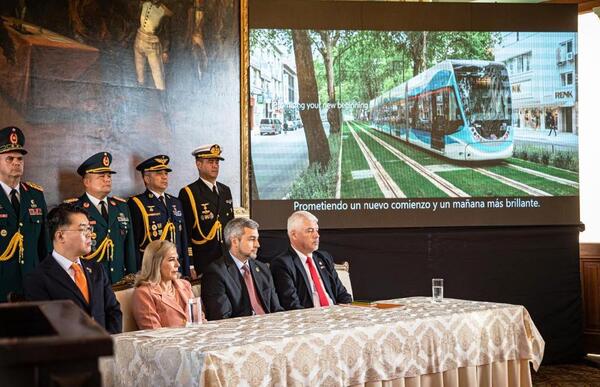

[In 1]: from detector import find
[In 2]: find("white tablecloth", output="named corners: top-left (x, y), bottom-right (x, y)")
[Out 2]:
top-left (100, 297), bottom-right (544, 386)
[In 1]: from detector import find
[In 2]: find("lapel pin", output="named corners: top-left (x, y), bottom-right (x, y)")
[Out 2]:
top-left (255, 267), bottom-right (260, 272)
top-left (86, 267), bottom-right (92, 273)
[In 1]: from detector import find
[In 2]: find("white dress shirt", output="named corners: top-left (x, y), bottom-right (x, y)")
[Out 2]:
top-left (52, 250), bottom-right (84, 284)
top-left (86, 192), bottom-right (108, 215)
top-left (229, 252), bottom-right (248, 276)
top-left (0, 180), bottom-right (19, 201)
top-left (200, 178), bottom-right (218, 195)
top-left (292, 247), bottom-right (333, 307)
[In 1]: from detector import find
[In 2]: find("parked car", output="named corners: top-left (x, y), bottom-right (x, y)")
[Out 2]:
top-left (259, 118), bottom-right (282, 135)
top-left (294, 119), bottom-right (304, 129)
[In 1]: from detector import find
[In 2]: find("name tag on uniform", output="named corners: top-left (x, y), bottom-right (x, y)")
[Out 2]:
top-left (29, 208), bottom-right (42, 216)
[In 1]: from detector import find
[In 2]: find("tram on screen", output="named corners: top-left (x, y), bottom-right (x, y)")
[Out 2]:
top-left (369, 60), bottom-right (513, 161)
top-left (248, 2), bottom-right (579, 229)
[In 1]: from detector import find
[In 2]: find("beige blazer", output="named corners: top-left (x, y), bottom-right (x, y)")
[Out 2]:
top-left (132, 279), bottom-right (195, 329)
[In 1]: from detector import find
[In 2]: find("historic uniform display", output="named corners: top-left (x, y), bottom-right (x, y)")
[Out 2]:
top-left (128, 155), bottom-right (190, 276)
top-left (179, 144), bottom-right (234, 274)
top-left (0, 126), bottom-right (51, 302)
top-left (66, 152), bottom-right (136, 284)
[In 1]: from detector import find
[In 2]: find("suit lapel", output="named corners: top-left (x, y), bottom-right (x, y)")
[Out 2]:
top-left (45, 256), bottom-right (89, 307)
top-left (81, 194), bottom-right (106, 228)
top-left (108, 197), bottom-right (119, 229)
top-left (150, 284), bottom-right (187, 318)
top-left (224, 255), bottom-right (242, 290)
top-left (195, 179), bottom-right (219, 209)
top-left (0, 186), bottom-right (16, 219)
top-left (81, 259), bottom-right (94, 308)
top-left (291, 248), bottom-right (311, 294)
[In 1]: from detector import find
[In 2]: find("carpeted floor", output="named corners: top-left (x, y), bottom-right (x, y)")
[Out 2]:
top-left (532, 356), bottom-right (600, 386)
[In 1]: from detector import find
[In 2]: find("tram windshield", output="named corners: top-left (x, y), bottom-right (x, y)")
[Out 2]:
top-left (453, 63), bottom-right (511, 124)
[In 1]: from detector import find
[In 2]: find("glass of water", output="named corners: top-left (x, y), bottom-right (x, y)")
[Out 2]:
top-left (187, 297), bottom-right (202, 326)
top-left (432, 278), bottom-right (444, 302)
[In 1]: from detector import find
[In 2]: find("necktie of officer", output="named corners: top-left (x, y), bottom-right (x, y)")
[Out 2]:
top-left (159, 195), bottom-right (167, 209)
top-left (99, 200), bottom-right (108, 222)
top-left (212, 184), bottom-right (218, 196)
top-left (71, 263), bottom-right (89, 303)
top-left (241, 264), bottom-right (265, 315)
top-left (306, 256), bottom-right (330, 307)
top-left (10, 188), bottom-right (20, 215)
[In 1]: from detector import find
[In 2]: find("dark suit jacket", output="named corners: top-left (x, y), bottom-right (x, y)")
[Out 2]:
top-left (24, 253), bottom-right (122, 334)
top-left (178, 179), bottom-right (234, 273)
top-left (201, 254), bottom-right (283, 320)
top-left (270, 248), bottom-right (353, 310)
top-left (128, 189), bottom-right (190, 276)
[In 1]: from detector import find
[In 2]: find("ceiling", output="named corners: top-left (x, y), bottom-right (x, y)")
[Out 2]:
top-left (433, 0), bottom-right (600, 14)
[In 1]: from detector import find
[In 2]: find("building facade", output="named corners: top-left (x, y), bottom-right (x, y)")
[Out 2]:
top-left (249, 42), bottom-right (299, 131)
top-left (494, 32), bottom-right (578, 134)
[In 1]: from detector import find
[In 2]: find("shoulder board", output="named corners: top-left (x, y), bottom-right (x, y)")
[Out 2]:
top-left (63, 198), bottom-right (79, 203)
top-left (25, 181), bottom-right (44, 192)
top-left (111, 196), bottom-right (127, 203)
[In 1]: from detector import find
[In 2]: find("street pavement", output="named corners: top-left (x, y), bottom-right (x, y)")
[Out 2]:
top-left (513, 126), bottom-right (578, 152)
top-left (251, 127), bottom-right (309, 200)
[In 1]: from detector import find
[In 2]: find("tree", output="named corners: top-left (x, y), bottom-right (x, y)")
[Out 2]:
top-left (314, 31), bottom-right (341, 133)
top-left (292, 29), bottom-right (330, 168)
top-left (406, 31), bottom-right (428, 74)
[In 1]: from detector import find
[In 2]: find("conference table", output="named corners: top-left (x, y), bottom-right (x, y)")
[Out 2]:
top-left (100, 297), bottom-right (544, 387)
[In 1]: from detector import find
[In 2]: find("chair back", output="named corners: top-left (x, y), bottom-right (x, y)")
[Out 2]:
top-left (114, 287), bottom-right (138, 332)
top-left (112, 274), bottom-right (138, 332)
top-left (334, 261), bottom-right (353, 297)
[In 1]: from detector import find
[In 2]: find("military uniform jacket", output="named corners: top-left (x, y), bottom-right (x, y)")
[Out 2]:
top-left (128, 189), bottom-right (190, 276)
top-left (0, 182), bottom-right (51, 302)
top-left (70, 194), bottom-right (137, 284)
top-left (178, 179), bottom-right (234, 273)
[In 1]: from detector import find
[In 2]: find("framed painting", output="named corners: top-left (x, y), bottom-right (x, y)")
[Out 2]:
top-left (0, 0), bottom-right (249, 212)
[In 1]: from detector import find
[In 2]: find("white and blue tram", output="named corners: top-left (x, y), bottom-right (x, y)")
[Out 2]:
top-left (369, 60), bottom-right (513, 161)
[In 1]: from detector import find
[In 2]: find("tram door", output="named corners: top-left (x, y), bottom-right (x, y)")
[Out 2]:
top-left (431, 91), bottom-right (446, 151)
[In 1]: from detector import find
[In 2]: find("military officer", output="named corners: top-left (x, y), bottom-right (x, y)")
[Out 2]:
top-left (0, 126), bottom-right (51, 302)
top-left (65, 152), bottom-right (136, 284)
top-left (128, 155), bottom-right (190, 276)
top-left (179, 144), bottom-right (234, 274)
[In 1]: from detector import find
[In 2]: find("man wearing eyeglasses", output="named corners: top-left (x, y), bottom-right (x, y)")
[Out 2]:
top-left (270, 211), bottom-right (352, 310)
top-left (24, 203), bottom-right (122, 334)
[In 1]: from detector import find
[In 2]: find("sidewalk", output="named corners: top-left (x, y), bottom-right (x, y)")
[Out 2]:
top-left (513, 126), bottom-right (578, 148)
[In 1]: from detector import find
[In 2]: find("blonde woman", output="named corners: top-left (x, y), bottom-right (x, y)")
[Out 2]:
top-left (132, 240), bottom-right (203, 329)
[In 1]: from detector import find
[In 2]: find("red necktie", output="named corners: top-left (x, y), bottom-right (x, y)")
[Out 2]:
top-left (306, 256), bottom-right (329, 307)
top-left (242, 264), bottom-right (265, 315)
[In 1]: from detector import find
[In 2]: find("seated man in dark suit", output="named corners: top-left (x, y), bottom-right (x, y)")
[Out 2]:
top-left (270, 211), bottom-right (352, 310)
top-left (24, 203), bottom-right (122, 334)
top-left (201, 217), bottom-right (283, 320)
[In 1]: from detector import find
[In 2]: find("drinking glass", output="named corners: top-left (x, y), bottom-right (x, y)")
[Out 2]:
top-left (432, 278), bottom-right (444, 302)
top-left (187, 297), bottom-right (202, 326)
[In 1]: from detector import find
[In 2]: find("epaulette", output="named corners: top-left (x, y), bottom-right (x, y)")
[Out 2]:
top-left (25, 181), bottom-right (44, 192)
top-left (112, 196), bottom-right (127, 203)
top-left (63, 198), bottom-right (79, 203)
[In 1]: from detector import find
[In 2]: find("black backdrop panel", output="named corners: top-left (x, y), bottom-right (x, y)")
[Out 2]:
top-left (258, 225), bottom-right (583, 364)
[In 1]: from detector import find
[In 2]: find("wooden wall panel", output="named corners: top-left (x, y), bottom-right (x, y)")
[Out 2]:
top-left (580, 243), bottom-right (600, 353)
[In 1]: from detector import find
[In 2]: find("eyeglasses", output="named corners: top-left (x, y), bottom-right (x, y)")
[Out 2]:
top-left (61, 226), bottom-right (93, 234)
